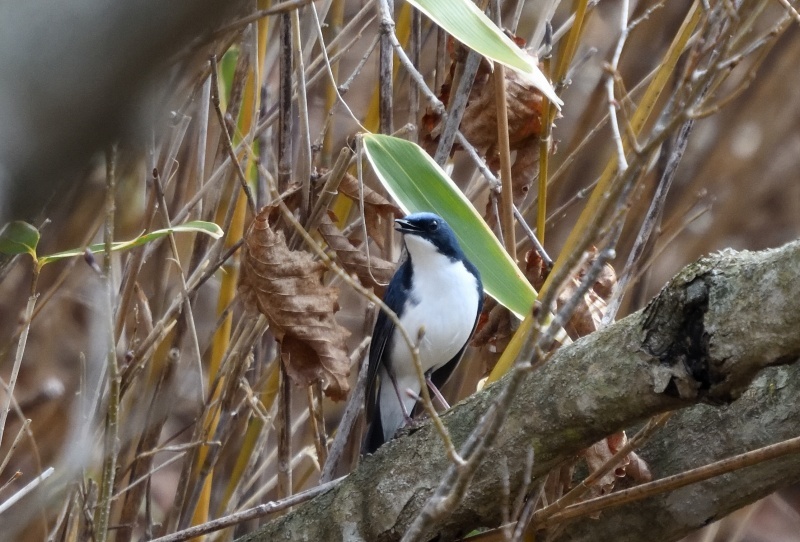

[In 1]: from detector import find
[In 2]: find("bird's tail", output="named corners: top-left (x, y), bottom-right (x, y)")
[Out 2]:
top-left (363, 403), bottom-right (386, 454)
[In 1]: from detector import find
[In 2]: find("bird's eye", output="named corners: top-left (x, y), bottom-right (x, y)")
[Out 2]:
top-left (429, 220), bottom-right (439, 231)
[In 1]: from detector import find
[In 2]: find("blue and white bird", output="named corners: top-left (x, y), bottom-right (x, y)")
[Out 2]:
top-left (364, 212), bottom-right (483, 453)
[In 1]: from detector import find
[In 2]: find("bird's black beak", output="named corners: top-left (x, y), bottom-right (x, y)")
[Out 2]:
top-left (394, 218), bottom-right (422, 234)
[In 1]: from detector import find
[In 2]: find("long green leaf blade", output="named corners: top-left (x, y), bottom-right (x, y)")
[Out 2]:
top-left (363, 134), bottom-right (535, 317)
top-left (39, 221), bottom-right (224, 266)
top-left (405, 0), bottom-right (562, 107)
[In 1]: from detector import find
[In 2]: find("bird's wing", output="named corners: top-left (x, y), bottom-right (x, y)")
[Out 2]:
top-left (430, 263), bottom-right (484, 390)
top-left (364, 261), bottom-right (410, 422)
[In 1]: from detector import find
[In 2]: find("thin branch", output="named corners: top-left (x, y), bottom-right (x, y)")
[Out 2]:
top-left (0, 467), bottom-right (55, 515)
top-left (320, 337), bottom-right (371, 483)
top-left (93, 144), bottom-right (120, 542)
top-left (292, 8), bottom-right (313, 220)
top-left (540, 433), bottom-right (800, 526)
top-left (0, 419), bottom-right (30, 478)
top-left (493, 62), bottom-right (517, 258)
top-left (209, 56), bottom-right (257, 216)
top-left (602, 116), bottom-right (694, 325)
top-left (378, 0), bottom-right (395, 135)
top-left (0, 294), bottom-right (37, 451)
top-left (150, 476), bottom-right (345, 542)
top-left (606, 0), bottom-right (631, 172)
top-left (433, 51), bottom-right (482, 167)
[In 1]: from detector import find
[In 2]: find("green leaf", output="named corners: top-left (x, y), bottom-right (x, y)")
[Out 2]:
top-left (405, 0), bottom-right (562, 107)
top-left (38, 221), bottom-right (224, 267)
top-left (219, 47), bottom-right (240, 107)
top-left (0, 221), bottom-right (40, 260)
top-left (363, 134), bottom-right (535, 317)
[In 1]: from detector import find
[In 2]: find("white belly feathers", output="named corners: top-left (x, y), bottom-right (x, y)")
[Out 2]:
top-left (388, 247), bottom-right (480, 382)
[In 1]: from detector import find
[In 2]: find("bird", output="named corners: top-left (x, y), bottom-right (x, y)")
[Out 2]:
top-left (364, 212), bottom-right (483, 454)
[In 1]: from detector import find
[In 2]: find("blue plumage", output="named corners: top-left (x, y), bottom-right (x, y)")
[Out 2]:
top-left (364, 213), bottom-right (483, 453)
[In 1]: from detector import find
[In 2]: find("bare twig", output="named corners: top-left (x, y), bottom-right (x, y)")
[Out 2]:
top-left (539, 433), bottom-right (800, 526)
top-left (378, 0), bottom-right (394, 135)
top-left (150, 476), bottom-right (345, 542)
top-left (493, 62), bottom-right (517, 258)
top-left (0, 419), bottom-right (30, 478)
top-left (209, 56), bottom-right (257, 216)
top-left (292, 8), bottom-right (313, 220)
top-left (0, 467), bottom-right (55, 515)
top-left (602, 116), bottom-right (694, 325)
top-left (433, 51), bottom-right (482, 167)
top-left (93, 145), bottom-right (120, 542)
top-left (0, 294), bottom-right (37, 451)
top-left (320, 337), bottom-right (371, 483)
top-left (606, 0), bottom-right (631, 171)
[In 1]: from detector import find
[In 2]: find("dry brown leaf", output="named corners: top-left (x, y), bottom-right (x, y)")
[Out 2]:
top-left (471, 297), bottom-right (514, 352)
top-left (421, 36), bottom-right (550, 229)
top-left (525, 249), bottom-right (618, 340)
top-left (337, 172), bottom-right (403, 250)
top-left (318, 214), bottom-right (395, 295)
top-left (239, 205), bottom-right (351, 400)
top-left (583, 431), bottom-right (630, 499)
top-left (626, 449), bottom-right (653, 483)
top-left (583, 430), bottom-right (654, 503)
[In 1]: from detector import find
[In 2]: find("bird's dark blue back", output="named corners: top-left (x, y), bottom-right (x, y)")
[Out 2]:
top-left (362, 212), bottom-right (484, 454)
top-left (363, 259), bottom-right (412, 453)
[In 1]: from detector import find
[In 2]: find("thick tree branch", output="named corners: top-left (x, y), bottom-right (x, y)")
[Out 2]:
top-left (239, 240), bottom-right (800, 541)
top-left (554, 362), bottom-right (800, 541)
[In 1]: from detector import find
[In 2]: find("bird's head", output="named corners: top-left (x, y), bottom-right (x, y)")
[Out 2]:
top-left (394, 212), bottom-right (464, 262)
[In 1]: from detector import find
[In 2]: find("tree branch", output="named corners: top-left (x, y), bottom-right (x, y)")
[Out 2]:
top-left (554, 360), bottom-right (800, 541)
top-left (238, 240), bottom-right (800, 541)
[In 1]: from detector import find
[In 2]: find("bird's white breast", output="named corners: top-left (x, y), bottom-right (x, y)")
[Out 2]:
top-left (379, 235), bottom-right (481, 442)
top-left (389, 239), bottom-right (480, 380)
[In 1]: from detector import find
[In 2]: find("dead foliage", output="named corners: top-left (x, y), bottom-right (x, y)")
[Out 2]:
top-left (239, 204), bottom-right (351, 400)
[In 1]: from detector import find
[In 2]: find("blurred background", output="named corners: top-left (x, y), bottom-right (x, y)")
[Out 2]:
top-left (0, 0), bottom-right (798, 540)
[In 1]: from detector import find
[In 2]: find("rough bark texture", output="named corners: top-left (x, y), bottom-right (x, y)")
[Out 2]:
top-left (556, 363), bottom-right (800, 541)
top-left (239, 240), bottom-right (800, 542)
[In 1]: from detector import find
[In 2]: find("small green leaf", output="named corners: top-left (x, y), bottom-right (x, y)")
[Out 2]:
top-left (405, 0), bottom-right (562, 107)
top-left (38, 221), bottom-right (224, 267)
top-left (363, 134), bottom-right (536, 317)
top-left (0, 221), bottom-right (40, 260)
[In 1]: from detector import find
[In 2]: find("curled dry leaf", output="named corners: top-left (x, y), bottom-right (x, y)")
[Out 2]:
top-left (472, 296), bottom-right (514, 354)
top-left (239, 205), bottom-right (351, 400)
top-left (337, 172), bottom-right (403, 250)
top-left (525, 248), bottom-right (618, 339)
top-left (474, 248), bottom-right (617, 373)
top-left (583, 431), bottom-right (653, 503)
top-left (583, 432), bottom-right (629, 498)
top-left (421, 36), bottom-right (552, 228)
top-left (318, 213), bottom-right (395, 295)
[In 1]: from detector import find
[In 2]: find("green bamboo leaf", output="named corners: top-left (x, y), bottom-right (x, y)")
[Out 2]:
top-left (0, 221), bottom-right (40, 260)
top-left (363, 134), bottom-right (535, 317)
top-left (38, 220), bottom-right (224, 266)
top-left (405, 0), bottom-right (562, 107)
